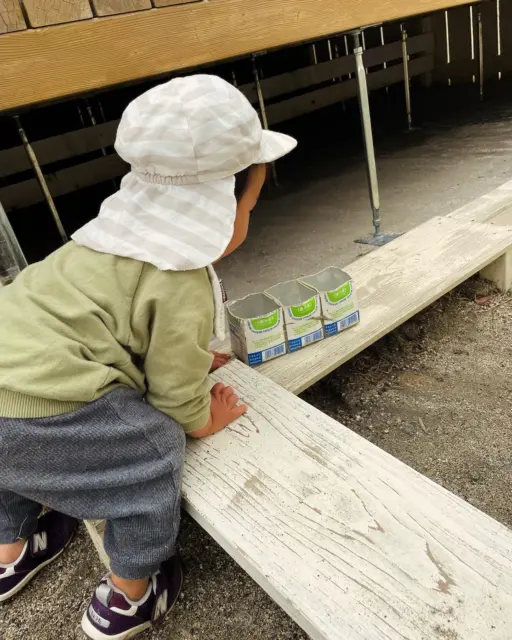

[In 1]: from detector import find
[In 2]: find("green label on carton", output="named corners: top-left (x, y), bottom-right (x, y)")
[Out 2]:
top-left (249, 310), bottom-right (280, 332)
top-left (290, 297), bottom-right (317, 319)
top-left (326, 281), bottom-right (351, 303)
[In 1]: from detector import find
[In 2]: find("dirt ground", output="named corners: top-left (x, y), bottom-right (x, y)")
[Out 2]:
top-left (2, 84), bottom-right (512, 639)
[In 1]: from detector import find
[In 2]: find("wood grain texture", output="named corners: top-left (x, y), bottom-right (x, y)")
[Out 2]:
top-left (0, 120), bottom-right (119, 179)
top-left (90, 358), bottom-right (512, 639)
top-left (84, 520), bottom-right (110, 568)
top-left (152, 0), bottom-right (200, 6)
top-left (480, 249), bottom-right (512, 291)
top-left (91, 0), bottom-right (151, 16)
top-left (22, 0), bottom-right (92, 27)
top-left (0, 0), bottom-right (26, 33)
top-left (266, 56), bottom-right (433, 124)
top-left (238, 33), bottom-right (434, 104)
top-left (0, 153), bottom-right (127, 210)
top-left (0, 0), bottom-right (473, 111)
top-left (253, 216), bottom-right (512, 394)
top-left (448, 177), bottom-right (512, 223)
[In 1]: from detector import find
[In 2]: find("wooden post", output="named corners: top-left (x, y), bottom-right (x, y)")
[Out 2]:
top-left (480, 250), bottom-right (512, 292)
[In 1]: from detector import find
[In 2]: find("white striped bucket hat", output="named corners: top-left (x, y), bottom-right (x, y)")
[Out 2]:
top-left (72, 74), bottom-right (297, 271)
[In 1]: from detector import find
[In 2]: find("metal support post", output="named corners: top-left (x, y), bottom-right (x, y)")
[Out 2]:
top-left (14, 116), bottom-right (68, 244)
top-left (401, 27), bottom-right (413, 130)
top-left (477, 7), bottom-right (484, 100)
top-left (352, 31), bottom-right (401, 246)
top-left (252, 56), bottom-right (279, 186)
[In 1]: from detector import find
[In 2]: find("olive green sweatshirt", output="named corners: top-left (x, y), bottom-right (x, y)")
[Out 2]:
top-left (0, 242), bottom-right (214, 433)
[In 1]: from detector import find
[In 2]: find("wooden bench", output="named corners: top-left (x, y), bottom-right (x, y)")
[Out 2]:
top-left (221, 209), bottom-right (512, 394)
top-left (86, 196), bottom-right (512, 639)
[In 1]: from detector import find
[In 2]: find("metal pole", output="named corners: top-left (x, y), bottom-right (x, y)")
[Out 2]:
top-left (344, 36), bottom-right (353, 79)
top-left (401, 27), bottom-right (413, 130)
top-left (352, 31), bottom-right (380, 237)
top-left (0, 202), bottom-right (27, 285)
top-left (14, 117), bottom-right (68, 244)
top-left (252, 56), bottom-right (279, 186)
top-left (477, 7), bottom-right (484, 100)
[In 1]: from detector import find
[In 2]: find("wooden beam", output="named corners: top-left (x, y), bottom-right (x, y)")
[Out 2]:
top-left (254, 216), bottom-right (512, 394)
top-left (0, 154), bottom-right (127, 210)
top-left (0, 0), bottom-right (26, 33)
top-left (22, 0), bottom-right (92, 27)
top-left (266, 55), bottom-right (433, 124)
top-left (0, 0), bottom-right (473, 112)
top-left (0, 32), bottom-right (432, 180)
top-left (91, 0), bottom-right (152, 16)
top-left (87, 356), bottom-right (512, 639)
top-left (0, 120), bottom-right (119, 178)
top-left (239, 33), bottom-right (434, 103)
top-left (152, 0), bottom-right (201, 6)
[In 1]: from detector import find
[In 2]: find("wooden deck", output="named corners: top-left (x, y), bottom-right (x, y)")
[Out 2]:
top-left (0, 0), bottom-right (473, 112)
top-left (87, 188), bottom-right (512, 640)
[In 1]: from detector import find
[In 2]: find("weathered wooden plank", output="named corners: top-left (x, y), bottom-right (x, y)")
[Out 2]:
top-left (448, 177), bottom-right (512, 223)
top-left (153, 0), bottom-right (201, 6)
top-left (480, 249), bottom-right (512, 291)
top-left (91, 0), bottom-right (151, 15)
top-left (88, 354), bottom-right (512, 639)
top-left (239, 33), bottom-right (434, 103)
top-left (0, 154), bottom-right (128, 210)
top-left (0, 0), bottom-right (26, 33)
top-left (255, 216), bottom-right (512, 394)
top-left (266, 55), bottom-right (433, 124)
top-left (22, 0), bottom-right (92, 27)
top-left (0, 0), bottom-right (473, 112)
top-left (0, 120), bottom-right (119, 179)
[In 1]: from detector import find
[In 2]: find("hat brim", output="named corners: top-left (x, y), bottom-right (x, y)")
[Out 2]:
top-left (253, 130), bottom-right (297, 164)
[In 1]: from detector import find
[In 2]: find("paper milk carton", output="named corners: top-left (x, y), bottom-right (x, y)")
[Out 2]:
top-left (227, 293), bottom-right (287, 366)
top-left (265, 279), bottom-right (324, 352)
top-left (299, 267), bottom-right (360, 337)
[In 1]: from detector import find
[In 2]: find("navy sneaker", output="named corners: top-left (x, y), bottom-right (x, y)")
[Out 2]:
top-left (0, 510), bottom-right (78, 603)
top-left (81, 555), bottom-right (183, 640)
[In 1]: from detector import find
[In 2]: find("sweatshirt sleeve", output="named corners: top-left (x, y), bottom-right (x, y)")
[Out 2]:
top-left (130, 265), bottom-right (214, 433)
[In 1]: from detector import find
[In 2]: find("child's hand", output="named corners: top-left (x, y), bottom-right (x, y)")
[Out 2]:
top-left (188, 383), bottom-right (248, 438)
top-left (210, 351), bottom-right (231, 372)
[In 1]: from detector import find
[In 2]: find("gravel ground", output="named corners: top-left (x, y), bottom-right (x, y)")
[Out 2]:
top-left (1, 278), bottom-right (511, 640)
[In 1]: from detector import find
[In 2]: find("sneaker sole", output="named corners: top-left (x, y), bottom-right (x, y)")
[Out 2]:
top-left (0, 531), bottom-right (76, 603)
top-left (81, 615), bottom-right (152, 640)
top-left (81, 564), bottom-right (183, 640)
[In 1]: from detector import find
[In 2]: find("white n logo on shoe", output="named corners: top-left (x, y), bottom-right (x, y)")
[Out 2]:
top-left (32, 532), bottom-right (47, 554)
top-left (154, 589), bottom-right (168, 620)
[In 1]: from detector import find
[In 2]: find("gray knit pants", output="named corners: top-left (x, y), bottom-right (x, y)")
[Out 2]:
top-left (0, 388), bottom-right (185, 579)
